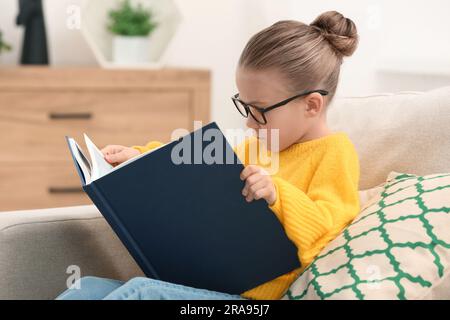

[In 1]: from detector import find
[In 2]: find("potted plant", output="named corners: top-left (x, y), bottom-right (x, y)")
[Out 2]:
top-left (108, 0), bottom-right (158, 65)
top-left (0, 30), bottom-right (12, 56)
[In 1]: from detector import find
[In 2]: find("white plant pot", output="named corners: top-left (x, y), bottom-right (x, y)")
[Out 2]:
top-left (113, 35), bottom-right (151, 65)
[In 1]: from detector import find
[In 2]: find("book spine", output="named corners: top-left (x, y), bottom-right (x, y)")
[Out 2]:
top-left (86, 182), bottom-right (160, 280)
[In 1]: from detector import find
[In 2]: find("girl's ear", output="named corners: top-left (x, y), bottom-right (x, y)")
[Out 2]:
top-left (304, 93), bottom-right (325, 116)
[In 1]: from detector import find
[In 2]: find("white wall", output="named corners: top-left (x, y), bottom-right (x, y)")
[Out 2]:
top-left (1, 0), bottom-right (450, 132)
top-left (260, 0), bottom-right (450, 95)
top-left (0, 1), bottom-right (24, 64)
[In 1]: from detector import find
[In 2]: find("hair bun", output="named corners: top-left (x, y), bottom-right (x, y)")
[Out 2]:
top-left (310, 11), bottom-right (359, 57)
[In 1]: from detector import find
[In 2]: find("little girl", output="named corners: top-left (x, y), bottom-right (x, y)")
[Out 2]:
top-left (57, 10), bottom-right (360, 300)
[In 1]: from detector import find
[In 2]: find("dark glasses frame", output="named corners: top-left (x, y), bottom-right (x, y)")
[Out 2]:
top-left (231, 89), bottom-right (329, 124)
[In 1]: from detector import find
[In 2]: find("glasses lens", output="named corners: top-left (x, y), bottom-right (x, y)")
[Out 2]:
top-left (233, 99), bottom-right (249, 118)
top-left (248, 106), bottom-right (266, 124)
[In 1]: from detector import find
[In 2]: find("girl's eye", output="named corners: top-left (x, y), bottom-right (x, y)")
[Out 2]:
top-left (247, 106), bottom-right (266, 124)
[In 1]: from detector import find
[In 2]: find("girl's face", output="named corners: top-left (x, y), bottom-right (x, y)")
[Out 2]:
top-left (235, 67), bottom-right (327, 151)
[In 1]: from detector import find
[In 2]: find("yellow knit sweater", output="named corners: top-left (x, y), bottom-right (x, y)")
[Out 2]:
top-left (132, 131), bottom-right (360, 300)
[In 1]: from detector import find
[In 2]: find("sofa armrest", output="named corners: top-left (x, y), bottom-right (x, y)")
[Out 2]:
top-left (0, 205), bottom-right (143, 300)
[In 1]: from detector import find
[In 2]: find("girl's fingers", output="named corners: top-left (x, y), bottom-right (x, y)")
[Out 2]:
top-left (245, 171), bottom-right (265, 186)
top-left (254, 187), bottom-right (270, 201)
top-left (105, 151), bottom-right (128, 164)
top-left (242, 173), bottom-right (265, 197)
top-left (101, 145), bottom-right (125, 157)
top-left (244, 177), bottom-right (269, 202)
top-left (240, 165), bottom-right (261, 181)
top-left (104, 147), bottom-right (139, 165)
top-left (248, 179), bottom-right (268, 197)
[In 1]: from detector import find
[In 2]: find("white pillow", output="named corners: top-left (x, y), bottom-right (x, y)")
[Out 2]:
top-left (329, 87), bottom-right (450, 189)
top-left (358, 183), bottom-right (385, 212)
top-left (284, 171), bottom-right (450, 300)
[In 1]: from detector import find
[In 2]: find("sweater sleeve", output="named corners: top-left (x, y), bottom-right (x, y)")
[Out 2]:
top-left (131, 141), bottom-right (164, 154)
top-left (268, 146), bottom-right (360, 265)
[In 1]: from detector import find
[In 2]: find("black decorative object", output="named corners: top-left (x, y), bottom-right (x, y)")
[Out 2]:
top-left (16, 0), bottom-right (49, 64)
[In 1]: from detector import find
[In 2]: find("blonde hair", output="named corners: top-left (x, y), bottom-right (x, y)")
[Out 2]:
top-left (238, 11), bottom-right (359, 104)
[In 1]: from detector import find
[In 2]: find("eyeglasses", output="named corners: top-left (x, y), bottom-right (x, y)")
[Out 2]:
top-left (231, 89), bottom-right (329, 125)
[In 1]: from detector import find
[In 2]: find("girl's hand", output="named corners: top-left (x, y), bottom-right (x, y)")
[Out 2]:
top-left (240, 165), bottom-right (276, 205)
top-left (101, 145), bottom-right (140, 167)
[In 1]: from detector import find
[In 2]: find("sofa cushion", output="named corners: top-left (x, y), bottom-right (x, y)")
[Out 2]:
top-left (0, 205), bottom-right (143, 300)
top-left (329, 86), bottom-right (450, 189)
top-left (358, 182), bottom-right (385, 212)
top-left (284, 171), bottom-right (450, 300)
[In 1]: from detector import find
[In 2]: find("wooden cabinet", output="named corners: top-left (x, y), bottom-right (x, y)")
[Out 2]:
top-left (0, 67), bottom-right (210, 211)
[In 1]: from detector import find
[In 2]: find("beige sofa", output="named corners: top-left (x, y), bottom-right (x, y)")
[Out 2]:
top-left (1, 86), bottom-right (449, 300)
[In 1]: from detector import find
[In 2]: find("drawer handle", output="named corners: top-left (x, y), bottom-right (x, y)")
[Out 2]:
top-left (49, 112), bottom-right (93, 120)
top-left (48, 187), bottom-right (84, 194)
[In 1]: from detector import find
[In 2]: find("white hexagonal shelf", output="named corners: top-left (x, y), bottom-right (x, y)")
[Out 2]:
top-left (81, 0), bottom-right (182, 68)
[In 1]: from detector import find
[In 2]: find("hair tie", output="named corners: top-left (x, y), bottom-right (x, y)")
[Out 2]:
top-left (310, 25), bottom-right (322, 32)
top-left (310, 25), bottom-right (351, 39)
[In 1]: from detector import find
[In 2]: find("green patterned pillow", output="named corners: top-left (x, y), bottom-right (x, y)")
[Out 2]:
top-left (284, 171), bottom-right (450, 300)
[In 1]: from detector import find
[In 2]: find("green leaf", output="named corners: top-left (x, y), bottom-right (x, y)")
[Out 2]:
top-left (107, 0), bottom-right (158, 36)
top-left (0, 30), bottom-right (12, 55)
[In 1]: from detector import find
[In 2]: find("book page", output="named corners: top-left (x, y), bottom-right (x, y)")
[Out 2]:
top-left (68, 138), bottom-right (92, 184)
top-left (84, 134), bottom-right (114, 182)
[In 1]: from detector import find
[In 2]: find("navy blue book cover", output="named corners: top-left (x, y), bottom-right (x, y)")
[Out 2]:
top-left (68, 122), bottom-right (300, 295)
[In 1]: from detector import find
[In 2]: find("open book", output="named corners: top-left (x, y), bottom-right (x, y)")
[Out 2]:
top-left (65, 122), bottom-right (300, 294)
top-left (65, 134), bottom-right (163, 185)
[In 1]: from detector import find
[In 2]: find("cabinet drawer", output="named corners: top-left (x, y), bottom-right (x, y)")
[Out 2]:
top-left (0, 162), bottom-right (92, 211)
top-left (0, 91), bottom-right (191, 162)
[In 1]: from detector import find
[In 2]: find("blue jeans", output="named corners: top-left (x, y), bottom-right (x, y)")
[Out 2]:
top-left (56, 276), bottom-right (245, 300)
